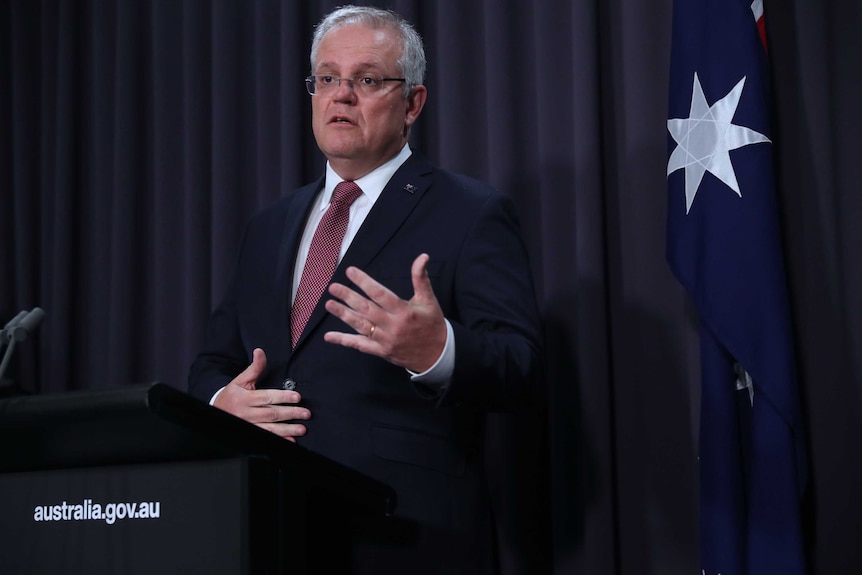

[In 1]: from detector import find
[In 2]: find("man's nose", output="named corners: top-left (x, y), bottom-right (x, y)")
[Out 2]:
top-left (333, 77), bottom-right (357, 100)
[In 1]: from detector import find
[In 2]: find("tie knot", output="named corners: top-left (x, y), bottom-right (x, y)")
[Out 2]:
top-left (332, 181), bottom-right (363, 207)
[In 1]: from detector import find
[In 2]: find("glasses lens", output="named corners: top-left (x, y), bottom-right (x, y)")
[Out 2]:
top-left (305, 76), bottom-right (397, 96)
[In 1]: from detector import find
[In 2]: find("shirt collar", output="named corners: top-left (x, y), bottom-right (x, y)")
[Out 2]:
top-left (320, 145), bottom-right (413, 210)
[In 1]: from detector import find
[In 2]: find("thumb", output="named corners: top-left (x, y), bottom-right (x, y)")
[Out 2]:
top-left (410, 253), bottom-right (435, 302)
top-left (234, 348), bottom-right (267, 390)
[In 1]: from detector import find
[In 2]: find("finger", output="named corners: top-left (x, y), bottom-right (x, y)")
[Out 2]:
top-left (250, 389), bottom-right (302, 407)
top-left (410, 253), bottom-right (435, 302)
top-left (328, 282), bottom-right (381, 319)
top-left (324, 330), bottom-right (381, 356)
top-left (266, 404), bottom-right (311, 423)
top-left (238, 401), bottom-right (310, 426)
top-left (234, 348), bottom-right (267, 390)
top-left (324, 297), bottom-right (378, 337)
top-left (257, 421), bottom-right (307, 441)
top-left (344, 266), bottom-right (403, 311)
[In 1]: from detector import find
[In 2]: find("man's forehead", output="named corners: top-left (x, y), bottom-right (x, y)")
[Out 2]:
top-left (316, 26), bottom-right (399, 61)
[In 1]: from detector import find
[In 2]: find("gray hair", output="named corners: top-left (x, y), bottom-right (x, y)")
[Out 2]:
top-left (310, 5), bottom-right (426, 97)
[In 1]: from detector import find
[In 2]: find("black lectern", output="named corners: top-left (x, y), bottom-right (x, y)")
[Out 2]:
top-left (0, 383), bottom-right (396, 574)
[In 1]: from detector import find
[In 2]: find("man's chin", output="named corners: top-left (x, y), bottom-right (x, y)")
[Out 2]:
top-left (318, 138), bottom-right (363, 160)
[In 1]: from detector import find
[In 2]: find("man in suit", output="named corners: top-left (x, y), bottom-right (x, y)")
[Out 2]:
top-left (188, 5), bottom-right (542, 573)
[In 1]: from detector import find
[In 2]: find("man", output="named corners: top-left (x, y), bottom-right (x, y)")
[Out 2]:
top-left (188, 5), bottom-right (542, 573)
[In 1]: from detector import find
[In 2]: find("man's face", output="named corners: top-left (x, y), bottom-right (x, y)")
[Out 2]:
top-left (311, 24), bottom-right (426, 181)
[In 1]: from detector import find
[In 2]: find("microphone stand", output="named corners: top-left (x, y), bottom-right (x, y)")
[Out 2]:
top-left (0, 338), bottom-right (19, 388)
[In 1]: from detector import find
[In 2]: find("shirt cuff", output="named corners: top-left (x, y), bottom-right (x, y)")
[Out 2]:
top-left (407, 319), bottom-right (455, 388)
top-left (210, 386), bottom-right (225, 406)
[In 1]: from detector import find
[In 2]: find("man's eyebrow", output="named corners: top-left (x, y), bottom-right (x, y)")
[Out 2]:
top-left (313, 61), bottom-right (336, 73)
top-left (314, 61), bottom-right (385, 74)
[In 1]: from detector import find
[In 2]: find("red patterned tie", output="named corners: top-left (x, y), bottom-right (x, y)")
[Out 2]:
top-left (290, 181), bottom-right (363, 347)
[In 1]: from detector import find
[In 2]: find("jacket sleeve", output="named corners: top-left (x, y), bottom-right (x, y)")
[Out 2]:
top-left (436, 191), bottom-right (543, 410)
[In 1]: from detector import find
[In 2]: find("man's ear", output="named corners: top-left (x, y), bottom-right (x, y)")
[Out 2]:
top-left (404, 85), bottom-right (427, 128)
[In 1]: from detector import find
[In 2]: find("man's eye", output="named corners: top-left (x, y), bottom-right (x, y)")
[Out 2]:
top-left (359, 77), bottom-right (378, 86)
top-left (319, 76), bottom-right (335, 84)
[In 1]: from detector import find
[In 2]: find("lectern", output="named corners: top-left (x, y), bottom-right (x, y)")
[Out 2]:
top-left (0, 383), bottom-right (396, 574)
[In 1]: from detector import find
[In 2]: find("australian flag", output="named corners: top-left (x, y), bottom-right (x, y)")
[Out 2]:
top-left (666, 1), bottom-right (809, 574)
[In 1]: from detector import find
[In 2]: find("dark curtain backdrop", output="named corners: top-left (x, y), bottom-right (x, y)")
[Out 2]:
top-left (2, 1), bottom-right (860, 574)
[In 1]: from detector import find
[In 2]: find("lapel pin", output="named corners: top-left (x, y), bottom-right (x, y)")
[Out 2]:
top-left (403, 183), bottom-right (416, 193)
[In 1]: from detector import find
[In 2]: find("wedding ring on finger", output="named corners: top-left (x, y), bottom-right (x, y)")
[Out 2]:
top-left (368, 323), bottom-right (376, 338)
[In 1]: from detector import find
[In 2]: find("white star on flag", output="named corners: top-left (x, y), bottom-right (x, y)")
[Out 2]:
top-left (667, 72), bottom-right (771, 213)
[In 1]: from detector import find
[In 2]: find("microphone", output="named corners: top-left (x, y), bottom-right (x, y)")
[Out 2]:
top-left (7, 307), bottom-right (46, 343)
top-left (0, 307), bottom-right (46, 391)
top-left (0, 310), bottom-right (29, 346)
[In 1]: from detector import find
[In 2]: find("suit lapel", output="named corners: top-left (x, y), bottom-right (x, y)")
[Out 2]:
top-left (276, 178), bottom-right (322, 355)
top-left (292, 153), bottom-right (434, 351)
top-left (341, 153), bottom-right (434, 271)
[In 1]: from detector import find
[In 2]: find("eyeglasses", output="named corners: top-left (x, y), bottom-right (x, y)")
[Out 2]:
top-left (305, 75), bottom-right (407, 96)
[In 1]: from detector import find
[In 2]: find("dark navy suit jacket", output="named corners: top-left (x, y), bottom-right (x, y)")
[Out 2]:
top-left (188, 151), bottom-right (542, 573)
